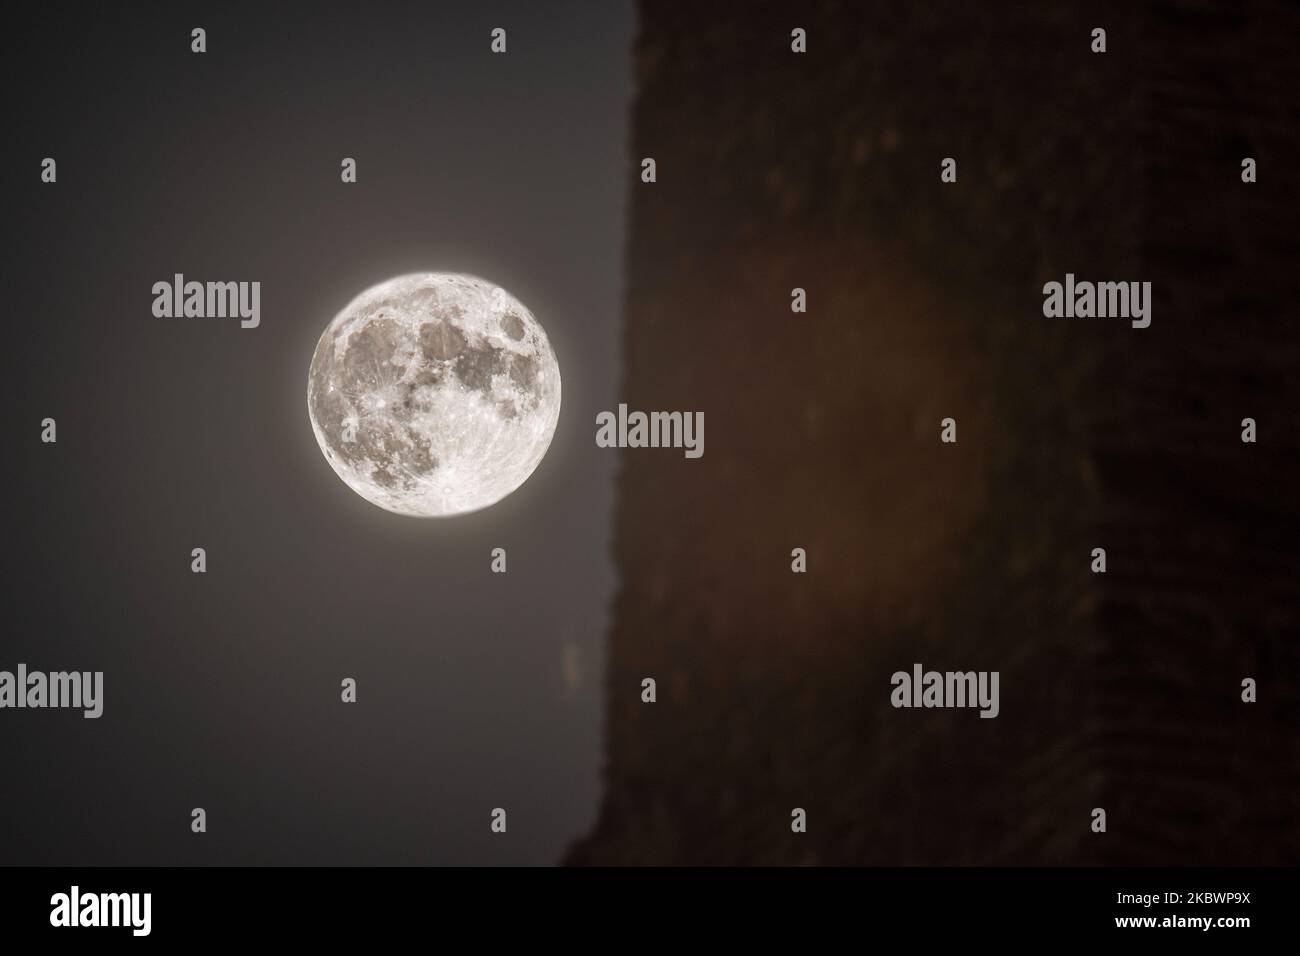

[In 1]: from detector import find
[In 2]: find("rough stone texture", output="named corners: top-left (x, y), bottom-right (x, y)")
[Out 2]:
top-left (568, 0), bottom-right (1299, 865)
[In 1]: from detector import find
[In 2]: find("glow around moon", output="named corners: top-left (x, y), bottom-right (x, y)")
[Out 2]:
top-left (307, 273), bottom-right (561, 517)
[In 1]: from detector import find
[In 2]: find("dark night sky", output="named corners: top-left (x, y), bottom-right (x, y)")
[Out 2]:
top-left (2, 0), bottom-right (631, 864)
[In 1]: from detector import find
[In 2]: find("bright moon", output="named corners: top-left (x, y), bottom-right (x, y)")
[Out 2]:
top-left (307, 273), bottom-right (561, 517)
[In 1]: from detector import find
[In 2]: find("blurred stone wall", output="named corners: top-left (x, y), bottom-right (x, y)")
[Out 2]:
top-left (569, 0), bottom-right (1299, 865)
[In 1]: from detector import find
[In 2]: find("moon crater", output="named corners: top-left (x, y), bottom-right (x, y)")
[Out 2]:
top-left (308, 273), bottom-right (561, 516)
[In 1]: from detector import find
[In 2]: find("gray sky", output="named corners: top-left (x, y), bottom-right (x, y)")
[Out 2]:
top-left (3, 0), bottom-right (632, 864)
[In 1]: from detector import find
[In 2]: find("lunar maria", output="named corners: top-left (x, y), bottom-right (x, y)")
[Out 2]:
top-left (307, 273), bottom-right (561, 517)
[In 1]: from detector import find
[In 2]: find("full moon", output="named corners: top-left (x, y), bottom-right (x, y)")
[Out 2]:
top-left (307, 273), bottom-right (561, 517)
